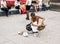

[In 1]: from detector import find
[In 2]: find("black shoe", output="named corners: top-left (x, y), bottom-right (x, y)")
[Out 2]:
top-left (6, 15), bottom-right (8, 17)
top-left (26, 18), bottom-right (29, 20)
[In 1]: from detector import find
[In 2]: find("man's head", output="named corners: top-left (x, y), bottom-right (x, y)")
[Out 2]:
top-left (31, 12), bottom-right (35, 17)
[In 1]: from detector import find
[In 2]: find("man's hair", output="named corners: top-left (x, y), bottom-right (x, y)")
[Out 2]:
top-left (31, 12), bottom-right (35, 17)
top-left (17, 0), bottom-right (20, 1)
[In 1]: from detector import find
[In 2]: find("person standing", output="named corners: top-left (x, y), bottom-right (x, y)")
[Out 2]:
top-left (26, 0), bottom-right (32, 20)
top-left (38, 0), bottom-right (43, 11)
top-left (1, 0), bottom-right (9, 17)
top-left (15, 0), bottom-right (20, 13)
top-left (32, 0), bottom-right (38, 12)
top-left (15, 0), bottom-right (20, 9)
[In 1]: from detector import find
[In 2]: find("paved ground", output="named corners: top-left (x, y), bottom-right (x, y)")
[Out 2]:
top-left (0, 10), bottom-right (60, 44)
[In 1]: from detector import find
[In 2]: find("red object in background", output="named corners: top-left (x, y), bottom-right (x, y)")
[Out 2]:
top-left (22, 8), bottom-right (27, 14)
top-left (20, 0), bottom-right (26, 4)
top-left (21, 7), bottom-right (27, 14)
top-left (6, 0), bottom-right (26, 6)
top-left (6, 1), bottom-right (15, 6)
top-left (21, 6), bottom-right (27, 14)
top-left (6, 0), bottom-right (15, 6)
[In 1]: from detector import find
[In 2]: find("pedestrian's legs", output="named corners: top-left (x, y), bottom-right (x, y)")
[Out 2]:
top-left (5, 8), bottom-right (9, 17)
top-left (1, 8), bottom-right (9, 16)
top-left (26, 11), bottom-right (29, 20)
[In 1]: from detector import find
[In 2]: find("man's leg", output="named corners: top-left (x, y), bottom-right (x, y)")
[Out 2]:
top-left (1, 8), bottom-right (8, 16)
top-left (5, 8), bottom-right (9, 17)
top-left (26, 11), bottom-right (29, 20)
top-left (26, 5), bottom-right (31, 20)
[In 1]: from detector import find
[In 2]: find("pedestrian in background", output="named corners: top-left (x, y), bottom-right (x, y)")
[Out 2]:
top-left (26, 0), bottom-right (32, 20)
top-left (15, 0), bottom-right (20, 13)
top-left (1, 0), bottom-right (10, 17)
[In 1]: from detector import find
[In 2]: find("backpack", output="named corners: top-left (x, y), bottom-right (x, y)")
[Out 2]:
top-left (29, 5), bottom-right (35, 12)
top-left (42, 4), bottom-right (47, 11)
top-left (26, 23), bottom-right (32, 31)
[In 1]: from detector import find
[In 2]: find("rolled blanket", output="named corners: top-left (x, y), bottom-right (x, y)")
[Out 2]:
top-left (37, 23), bottom-right (46, 31)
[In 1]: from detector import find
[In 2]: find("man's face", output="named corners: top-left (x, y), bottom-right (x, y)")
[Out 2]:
top-left (3, 0), bottom-right (5, 1)
top-left (31, 16), bottom-right (35, 18)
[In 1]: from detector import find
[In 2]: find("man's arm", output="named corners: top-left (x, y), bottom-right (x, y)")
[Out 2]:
top-left (39, 16), bottom-right (45, 24)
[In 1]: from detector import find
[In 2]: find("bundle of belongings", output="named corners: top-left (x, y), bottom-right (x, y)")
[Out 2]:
top-left (37, 23), bottom-right (46, 31)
